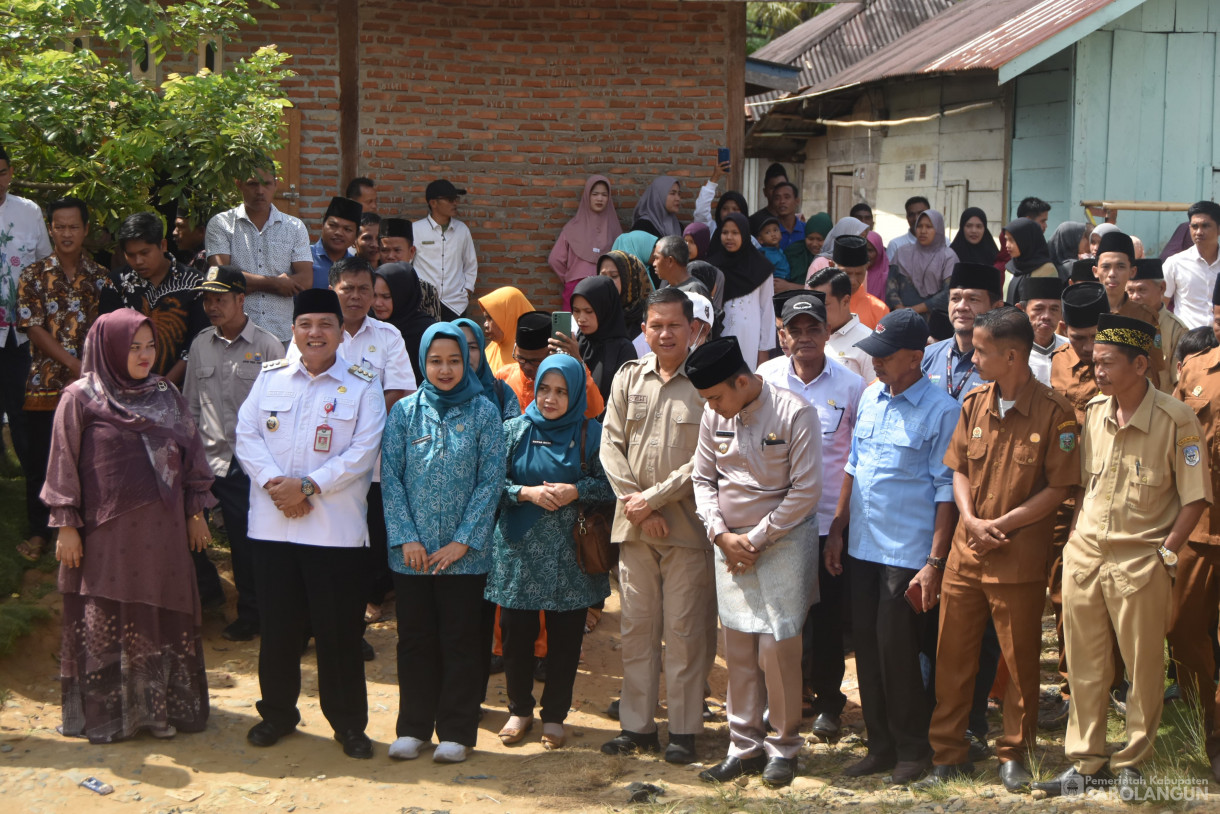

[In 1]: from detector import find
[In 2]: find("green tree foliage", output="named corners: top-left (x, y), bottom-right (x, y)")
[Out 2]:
top-left (747, 2), bottom-right (830, 54)
top-left (0, 0), bottom-right (293, 236)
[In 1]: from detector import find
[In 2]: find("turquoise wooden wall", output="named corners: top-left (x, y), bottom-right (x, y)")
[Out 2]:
top-left (1009, 52), bottom-right (1072, 233)
top-left (1066, 0), bottom-right (1218, 253)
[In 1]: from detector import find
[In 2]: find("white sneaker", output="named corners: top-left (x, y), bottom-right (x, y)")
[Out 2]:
top-left (433, 741), bottom-right (468, 763)
top-left (388, 736), bottom-right (426, 760)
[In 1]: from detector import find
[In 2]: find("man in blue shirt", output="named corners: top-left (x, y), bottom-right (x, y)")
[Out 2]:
top-left (310, 196), bottom-right (361, 289)
top-left (824, 309), bottom-right (960, 784)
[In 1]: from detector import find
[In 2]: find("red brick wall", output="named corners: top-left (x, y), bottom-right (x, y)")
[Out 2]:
top-left (231, 0), bottom-right (738, 311)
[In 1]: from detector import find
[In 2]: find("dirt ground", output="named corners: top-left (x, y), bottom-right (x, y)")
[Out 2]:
top-left (0, 562), bottom-right (1193, 814)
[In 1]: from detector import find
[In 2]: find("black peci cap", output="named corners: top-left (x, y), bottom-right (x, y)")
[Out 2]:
top-left (686, 336), bottom-right (747, 390)
top-left (515, 311), bottom-right (552, 351)
top-left (324, 196), bottom-right (363, 225)
top-left (832, 235), bottom-right (869, 268)
top-left (1061, 281), bottom-right (1108, 329)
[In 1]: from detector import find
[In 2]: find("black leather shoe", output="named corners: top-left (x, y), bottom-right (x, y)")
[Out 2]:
top-left (843, 752), bottom-right (896, 777)
top-left (762, 756), bottom-right (797, 787)
top-left (1030, 767), bottom-right (1113, 797)
top-left (999, 760), bottom-right (1033, 793)
top-left (222, 618), bottom-right (259, 642)
top-left (334, 730), bottom-right (373, 759)
top-left (247, 720), bottom-right (294, 747)
top-left (698, 754), bottom-right (767, 783)
top-left (664, 733), bottom-right (697, 765)
top-left (1115, 766), bottom-right (1142, 798)
top-left (892, 757), bottom-right (932, 784)
top-left (361, 637), bottom-right (375, 661)
top-left (913, 762), bottom-right (974, 790)
top-left (1038, 697), bottom-right (1070, 730)
top-left (606, 698), bottom-right (620, 720)
top-left (600, 729), bottom-right (659, 755)
top-left (965, 729), bottom-right (991, 762)
top-left (811, 712), bottom-right (841, 740)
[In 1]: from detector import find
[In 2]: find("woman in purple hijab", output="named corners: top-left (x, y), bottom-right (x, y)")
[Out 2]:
top-left (44, 309), bottom-right (216, 743)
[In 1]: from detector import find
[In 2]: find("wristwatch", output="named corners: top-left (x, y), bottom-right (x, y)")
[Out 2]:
top-left (926, 555), bottom-right (946, 570)
top-left (300, 477), bottom-right (316, 497)
top-left (1158, 546), bottom-right (1178, 567)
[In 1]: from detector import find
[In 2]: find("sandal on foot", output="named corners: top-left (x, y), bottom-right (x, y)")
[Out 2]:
top-left (584, 608), bottom-right (602, 633)
top-left (364, 603), bottom-right (383, 624)
top-left (16, 537), bottom-right (45, 562)
top-left (541, 723), bottom-right (565, 750)
top-left (498, 716), bottom-right (533, 745)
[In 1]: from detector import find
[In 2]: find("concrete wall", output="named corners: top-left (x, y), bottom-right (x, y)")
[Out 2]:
top-left (799, 75), bottom-right (1007, 247)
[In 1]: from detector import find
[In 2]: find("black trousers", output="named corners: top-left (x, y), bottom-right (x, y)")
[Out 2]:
top-left (366, 483), bottom-right (392, 605)
top-left (394, 572), bottom-right (486, 746)
top-left (502, 606), bottom-right (585, 724)
top-left (803, 534), bottom-right (847, 717)
top-left (850, 555), bottom-right (936, 762)
top-left (252, 540), bottom-right (368, 734)
top-left (22, 408), bottom-right (54, 540)
top-left (211, 462), bottom-right (256, 623)
top-left (0, 339), bottom-right (30, 468)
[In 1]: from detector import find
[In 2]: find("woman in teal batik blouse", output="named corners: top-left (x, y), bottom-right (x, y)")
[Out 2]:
top-left (486, 354), bottom-right (612, 751)
top-left (381, 323), bottom-right (505, 765)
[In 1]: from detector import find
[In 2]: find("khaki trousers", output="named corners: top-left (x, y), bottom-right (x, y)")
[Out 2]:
top-left (617, 540), bottom-right (717, 736)
top-left (1166, 542), bottom-right (1220, 759)
top-left (723, 626), bottom-right (803, 759)
top-left (1063, 560), bottom-right (1172, 773)
top-left (929, 569), bottom-right (1045, 765)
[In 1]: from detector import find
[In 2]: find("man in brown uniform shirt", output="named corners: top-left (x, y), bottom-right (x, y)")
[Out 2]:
top-left (1169, 273), bottom-right (1220, 781)
top-left (1128, 258), bottom-right (1186, 389)
top-left (920, 308), bottom-right (1079, 792)
top-left (1092, 230), bottom-right (1167, 390)
top-left (1042, 282), bottom-right (1110, 729)
top-left (1034, 314), bottom-right (1211, 797)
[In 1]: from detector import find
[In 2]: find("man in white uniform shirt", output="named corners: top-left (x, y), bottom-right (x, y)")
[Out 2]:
top-left (757, 293), bottom-right (864, 741)
top-left (286, 256), bottom-right (415, 659)
top-left (413, 179), bottom-right (478, 320)
top-left (205, 165), bottom-right (313, 342)
top-left (1164, 201), bottom-right (1220, 330)
top-left (236, 288), bottom-right (387, 760)
top-left (808, 267), bottom-right (875, 384)
top-left (0, 144), bottom-right (52, 473)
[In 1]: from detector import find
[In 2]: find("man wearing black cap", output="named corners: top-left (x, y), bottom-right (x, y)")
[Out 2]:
top-left (311, 196), bottom-right (362, 289)
top-left (1171, 284), bottom-right (1220, 781)
top-left (1163, 200), bottom-right (1220, 330)
top-left (757, 294), bottom-right (865, 740)
top-left (919, 307), bottom-right (1079, 793)
top-left (1092, 230), bottom-right (1167, 390)
top-left (824, 309), bottom-right (960, 784)
top-left (832, 234), bottom-right (889, 330)
top-left (379, 217), bottom-right (416, 265)
top-left (184, 266), bottom-right (285, 641)
top-left (1128, 258), bottom-right (1186, 388)
top-left (494, 311), bottom-right (604, 419)
top-left (1069, 258), bottom-right (1097, 285)
top-left (1034, 314), bottom-right (1210, 797)
top-left (689, 336), bottom-right (823, 788)
top-left (1016, 276), bottom-right (1067, 386)
top-left (413, 180), bottom-right (478, 321)
top-left (205, 164), bottom-right (313, 343)
top-left (808, 268), bottom-right (875, 383)
top-left (921, 262), bottom-right (1004, 404)
top-left (235, 288), bottom-right (387, 760)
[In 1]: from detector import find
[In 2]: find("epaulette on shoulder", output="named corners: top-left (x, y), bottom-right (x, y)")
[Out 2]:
top-left (262, 358), bottom-right (290, 371)
top-left (349, 364), bottom-right (376, 382)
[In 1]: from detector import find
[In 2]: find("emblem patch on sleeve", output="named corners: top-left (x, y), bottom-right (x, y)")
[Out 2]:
top-left (1059, 433), bottom-right (1075, 452)
top-left (1184, 445), bottom-right (1201, 467)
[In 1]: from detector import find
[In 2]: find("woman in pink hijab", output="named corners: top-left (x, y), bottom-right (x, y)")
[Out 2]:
top-left (549, 175), bottom-right (623, 308)
top-left (865, 230), bottom-right (889, 300)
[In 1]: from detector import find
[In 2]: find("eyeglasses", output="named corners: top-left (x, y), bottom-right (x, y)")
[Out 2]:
top-left (512, 352), bottom-right (547, 365)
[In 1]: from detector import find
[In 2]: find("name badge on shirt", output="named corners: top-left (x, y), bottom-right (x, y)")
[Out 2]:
top-left (714, 431), bottom-right (734, 438)
top-left (412, 435), bottom-right (432, 445)
top-left (314, 425), bottom-right (332, 453)
top-left (531, 439), bottom-right (553, 446)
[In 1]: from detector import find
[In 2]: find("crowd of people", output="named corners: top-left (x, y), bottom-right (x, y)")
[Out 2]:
top-left (4, 142), bottom-right (1220, 794)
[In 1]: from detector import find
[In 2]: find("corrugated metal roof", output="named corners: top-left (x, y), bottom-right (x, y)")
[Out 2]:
top-left (795, 0), bottom-right (1118, 99)
top-left (747, 0), bottom-right (955, 118)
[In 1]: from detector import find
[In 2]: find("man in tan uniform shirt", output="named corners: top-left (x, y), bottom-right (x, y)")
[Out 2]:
top-left (1034, 313), bottom-right (1211, 797)
top-left (1128, 257), bottom-right (1187, 389)
top-left (1170, 273), bottom-right (1220, 781)
top-left (921, 307), bottom-right (1079, 793)
top-left (599, 288), bottom-right (714, 765)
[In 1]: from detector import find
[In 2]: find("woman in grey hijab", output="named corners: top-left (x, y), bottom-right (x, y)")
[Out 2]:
top-left (631, 176), bottom-right (684, 238)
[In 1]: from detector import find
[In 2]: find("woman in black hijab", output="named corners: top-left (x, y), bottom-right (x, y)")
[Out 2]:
top-left (571, 276), bottom-right (636, 404)
top-left (949, 207), bottom-right (1000, 266)
top-left (1002, 217), bottom-right (1059, 304)
top-left (372, 262), bottom-right (436, 382)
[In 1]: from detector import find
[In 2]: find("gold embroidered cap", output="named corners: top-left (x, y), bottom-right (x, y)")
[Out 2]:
top-left (1094, 313), bottom-right (1156, 355)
